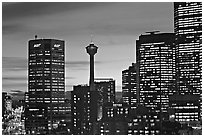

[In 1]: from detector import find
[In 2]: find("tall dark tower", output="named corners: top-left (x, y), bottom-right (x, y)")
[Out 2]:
top-left (85, 41), bottom-right (98, 134)
top-left (25, 38), bottom-right (68, 135)
top-left (86, 41), bottom-right (98, 91)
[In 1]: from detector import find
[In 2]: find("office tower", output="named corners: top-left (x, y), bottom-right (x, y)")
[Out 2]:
top-left (136, 32), bottom-right (176, 134)
top-left (71, 84), bottom-right (90, 135)
top-left (122, 63), bottom-right (138, 106)
top-left (174, 2), bottom-right (202, 122)
top-left (25, 38), bottom-right (68, 134)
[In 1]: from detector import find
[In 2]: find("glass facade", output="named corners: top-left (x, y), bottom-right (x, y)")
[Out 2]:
top-left (122, 63), bottom-right (137, 106)
top-left (174, 2), bottom-right (202, 122)
top-left (25, 39), bottom-right (67, 134)
top-left (136, 32), bottom-right (176, 134)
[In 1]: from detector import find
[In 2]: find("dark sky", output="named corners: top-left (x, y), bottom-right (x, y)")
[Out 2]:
top-left (2, 2), bottom-right (174, 98)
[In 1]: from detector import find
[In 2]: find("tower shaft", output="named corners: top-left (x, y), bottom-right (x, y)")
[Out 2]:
top-left (89, 55), bottom-right (95, 91)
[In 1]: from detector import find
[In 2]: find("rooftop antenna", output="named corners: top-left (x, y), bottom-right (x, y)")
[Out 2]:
top-left (34, 35), bottom-right (38, 39)
top-left (91, 34), bottom-right (94, 44)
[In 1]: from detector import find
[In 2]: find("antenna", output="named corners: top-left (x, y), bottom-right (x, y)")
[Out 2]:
top-left (91, 34), bottom-right (94, 44)
top-left (35, 35), bottom-right (38, 39)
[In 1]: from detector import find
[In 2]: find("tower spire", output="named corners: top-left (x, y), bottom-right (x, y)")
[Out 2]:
top-left (91, 34), bottom-right (94, 44)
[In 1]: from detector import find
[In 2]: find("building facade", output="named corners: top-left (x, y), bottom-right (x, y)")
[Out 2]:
top-left (94, 78), bottom-right (116, 121)
top-left (174, 2), bottom-right (202, 122)
top-left (95, 78), bottom-right (116, 104)
top-left (71, 85), bottom-right (90, 135)
top-left (98, 103), bottom-right (129, 135)
top-left (71, 80), bottom-right (115, 135)
top-left (169, 94), bottom-right (200, 123)
top-left (127, 105), bottom-right (156, 135)
top-left (122, 63), bottom-right (138, 106)
top-left (25, 38), bottom-right (68, 134)
top-left (136, 32), bottom-right (176, 134)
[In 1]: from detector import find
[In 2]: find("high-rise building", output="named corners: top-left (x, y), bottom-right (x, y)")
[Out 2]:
top-left (95, 78), bottom-right (116, 104)
top-left (94, 78), bottom-right (116, 121)
top-left (25, 38), bottom-right (68, 134)
top-left (71, 84), bottom-right (90, 135)
top-left (136, 32), bottom-right (176, 134)
top-left (122, 63), bottom-right (138, 106)
top-left (174, 2), bottom-right (202, 122)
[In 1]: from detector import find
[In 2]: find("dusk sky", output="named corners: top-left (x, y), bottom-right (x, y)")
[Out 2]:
top-left (2, 2), bottom-right (174, 98)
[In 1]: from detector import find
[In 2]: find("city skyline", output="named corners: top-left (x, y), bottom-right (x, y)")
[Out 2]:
top-left (2, 2), bottom-right (202, 135)
top-left (2, 2), bottom-right (174, 99)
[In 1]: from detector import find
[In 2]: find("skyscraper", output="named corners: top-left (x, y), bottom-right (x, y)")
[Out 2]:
top-left (174, 2), bottom-right (202, 122)
top-left (71, 84), bottom-right (90, 135)
top-left (136, 32), bottom-right (176, 134)
top-left (122, 63), bottom-right (138, 106)
top-left (25, 38), bottom-right (68, 134)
